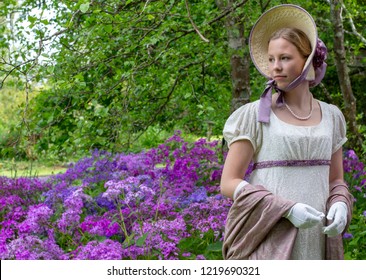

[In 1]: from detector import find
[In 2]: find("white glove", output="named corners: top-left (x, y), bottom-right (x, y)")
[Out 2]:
top-left (285, 203), bottom-right (325, 229)
top-left (323, 202), bottom-right (348, 237)
top-left (233, 180), bottom-right (249, 200)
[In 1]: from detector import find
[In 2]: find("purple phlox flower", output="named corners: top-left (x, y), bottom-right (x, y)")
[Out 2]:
top-left (361, 179), bottom-right (366, 188)
top-left (1, 235), bottom-right (67, 260)
top-left (0, 195), bottom-right (25, 212)
top-left (191, 139), bottom-right (217, 161)
top-left (196, 254), bottom-right (206, 260)
top-left (182, 252), bottom-right (191, 258)
top-left (363, 210), bottom-right (366, 218)
top-left (182, 197), bottom-right (230, 234)
top-left (189, 187), bottom-right (208, 202)
top-left (42, 184), bottom-right (77, 208)
top-left (0, 223), bottom-right (17, 256)
top-left (110, 171), bottom-right (124, 180)
top-left (51, 149), bottom-right (117, 186)
top-left (148, 201), bottom-right (176, 219)
top-left (121, 245), bottom-right (146, 259)
top-left (57, 188), bottom-right (86, 233)
top-left (0, 224), bottom-right (16, 240)
top-left (0, 177), bottom-right (48, 207)
top-left (114, 153), bottom-right (154, 177)
top-left (165, 130), bottom-right (184, 144)
top-left (210, 169), bottom-right (222, 182)
top-left (2, 206), bottom-right (27, 223)
top-left (64, 188), bottom-right (87, 209)
top-left (343, 233), bottom-right (353, 239)
top-left (57, 209), bottom-right (82, 233)
top-left (103, 176), bottom-right (155, 206)
top-left (158, 241), bottom-right (180, 260)
top-left (95, 193), bottom-right (116, 210)
top-left (18, 203), bottom-right (53, 235)
top-left (73, 239), bottom-right (123, 260)
top-left (214, 193), bottom-right (226, 200)
top-left (102, 180), bottom-right (123, 201)
top-left (130, 216), bottom-right (188, 260)
top-left (80, 215), bottom-right (120, 237)
top-left (160, 159), bottom-right (199, 197)
top-left (344, 150), bottom-right (364, 173)
top-left (178, 187), bottom-right (208, 208)
top-left (346, 150), bottom-right (358, 160)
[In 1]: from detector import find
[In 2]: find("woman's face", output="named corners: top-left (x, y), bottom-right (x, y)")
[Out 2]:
top-left (268, 38), bottom-right (307, 89)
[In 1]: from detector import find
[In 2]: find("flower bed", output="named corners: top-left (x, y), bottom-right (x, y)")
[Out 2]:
top-left (0, 132), bottom-right (365, 259)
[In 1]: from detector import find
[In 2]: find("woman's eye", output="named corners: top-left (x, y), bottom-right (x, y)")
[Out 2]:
top-left (281, 56), bottom-right (290, 61)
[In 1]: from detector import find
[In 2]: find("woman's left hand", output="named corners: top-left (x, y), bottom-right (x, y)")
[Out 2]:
top-left (323, 202), bottom-right (348, 237)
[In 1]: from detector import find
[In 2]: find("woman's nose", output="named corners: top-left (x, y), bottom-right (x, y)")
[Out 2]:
top-left (273, 60), bottom-right (282, 70)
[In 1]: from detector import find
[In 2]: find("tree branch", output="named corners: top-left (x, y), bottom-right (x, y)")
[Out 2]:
top-left (208, 0), bottom-right (250, 25)
top-left (184, 0), bottom-right (209, 43)
top-left (342, 2), bottom-right (366, 45)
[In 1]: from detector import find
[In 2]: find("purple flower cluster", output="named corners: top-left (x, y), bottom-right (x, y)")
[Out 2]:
top-left (18, 204), bottom-right (53, 235)
top-left (103, 176), bottom-right (155, 207)
top-left (80, 214), bottom-right (121, 237)
top-left (1, 235), bottom-right (67, 260)
top-left (73, 239), bottom-right (123, 260)
top-left (0, 132), bottom-right (228, 259)
top-left (55, 187), bottom-right (93, 235)
top-left (313, 38), bottom-right (327, 69)
top-left (343, 149), bottom-right (366, 199)
top-left (341, 149), bottom-right (366, 252)
top-left (0, 133), bottom-right (364, 259)
top-left (131, 216), bottom-right (189, 260)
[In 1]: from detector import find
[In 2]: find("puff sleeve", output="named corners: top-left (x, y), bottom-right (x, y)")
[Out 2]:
top-left (330, 104), bottom-right (347, 153)
top-left (223, 101), bottom-right (262, 152)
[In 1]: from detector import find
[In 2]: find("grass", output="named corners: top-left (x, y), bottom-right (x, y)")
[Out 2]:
top-left (0, 160), bottom-right (67, 178)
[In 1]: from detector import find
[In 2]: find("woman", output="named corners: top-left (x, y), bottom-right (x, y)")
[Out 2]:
top-left (220, 4), bottom-right (353, 260)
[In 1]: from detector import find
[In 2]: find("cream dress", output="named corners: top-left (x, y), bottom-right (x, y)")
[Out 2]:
top-left (223, 99), bottom-right (347, 259)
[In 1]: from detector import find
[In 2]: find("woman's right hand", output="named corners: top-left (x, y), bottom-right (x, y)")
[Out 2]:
top-left (284, 203), bottom-right (325, 229)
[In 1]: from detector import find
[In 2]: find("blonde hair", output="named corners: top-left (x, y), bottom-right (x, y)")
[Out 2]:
top-left (269, 28), bottom-right (312, 58)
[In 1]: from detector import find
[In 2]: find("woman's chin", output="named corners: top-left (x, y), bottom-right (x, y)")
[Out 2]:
top-left (275, 81), bottom-right (288, 90)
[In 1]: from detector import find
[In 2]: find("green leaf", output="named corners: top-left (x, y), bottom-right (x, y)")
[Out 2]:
top-left (136, 233), bottom-right (149, 247)
top-left (206, 241), bottom-right (222, 252)
top-left (104, 25), bottom-right (113, 33)
top-left (122, 233), bottom-right (136, 248)
top-left (46, 66), bottom-right (54, 74)
top-left (79, 3), bottom-right (90, 13)
top-left (28, 15), bottom-right (37, 24)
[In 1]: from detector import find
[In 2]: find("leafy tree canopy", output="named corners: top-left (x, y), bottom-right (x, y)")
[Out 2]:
top-left (0, 0), bottom-right (365, 159)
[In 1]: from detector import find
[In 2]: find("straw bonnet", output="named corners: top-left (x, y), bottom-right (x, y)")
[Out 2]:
top-left (249, 4), bottom-right (327, 123)
top-left (249, 4), bottom-right (317, 81)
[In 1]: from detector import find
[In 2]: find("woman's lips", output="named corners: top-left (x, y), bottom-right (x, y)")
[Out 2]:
top-left (274, 75), bottom-right (286, 81)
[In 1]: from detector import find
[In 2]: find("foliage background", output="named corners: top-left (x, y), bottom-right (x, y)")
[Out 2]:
top-left (0, 0), bottom-right (365, 161)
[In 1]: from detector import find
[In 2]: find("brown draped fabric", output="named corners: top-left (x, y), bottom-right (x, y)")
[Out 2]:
top-left (222, 182), bottom-right (353, 260)
top-left (222, 184), bottom-right (297, 260)
top-left (325, 181), bottom-right (354, 260)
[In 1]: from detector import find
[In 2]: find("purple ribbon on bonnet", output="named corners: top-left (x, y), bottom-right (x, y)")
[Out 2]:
top-left (258, 39), bottom-right (327, 123)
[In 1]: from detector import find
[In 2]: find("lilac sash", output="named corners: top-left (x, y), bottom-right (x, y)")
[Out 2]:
top-left (253, 159), bottom-right (331, 170)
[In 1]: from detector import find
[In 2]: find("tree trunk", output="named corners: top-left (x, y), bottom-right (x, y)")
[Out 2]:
top-left (215, 0), bottom-right (251, 113)
top-left (329, 0), bottom-right (363, 150)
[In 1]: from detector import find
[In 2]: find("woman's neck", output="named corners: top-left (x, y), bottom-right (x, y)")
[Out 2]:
top-left (282, 83), bottom-right (313, 109)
